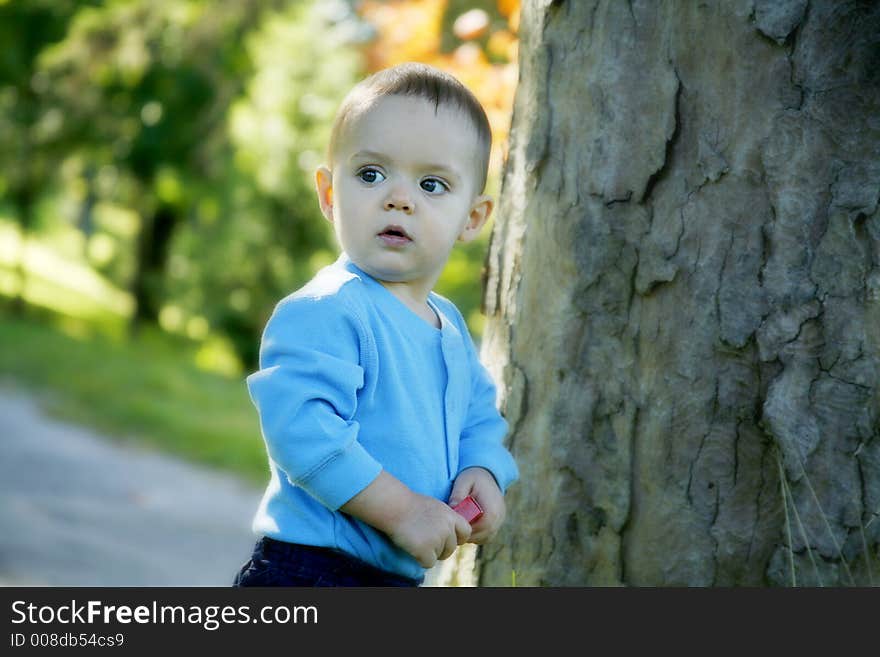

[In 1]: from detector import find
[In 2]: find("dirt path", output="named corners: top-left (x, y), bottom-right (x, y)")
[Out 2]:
top-left (0, 385), bottom-right (263, 586)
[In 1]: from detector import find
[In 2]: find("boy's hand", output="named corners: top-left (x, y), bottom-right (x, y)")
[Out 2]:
top-left (387, 493), bottom-right (472, 568)
top-left (339, 470), bottom-right (472, 568)
top-left (449, 467), bottom-right (505, 544)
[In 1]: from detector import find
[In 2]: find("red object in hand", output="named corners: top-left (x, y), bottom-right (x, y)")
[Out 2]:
top-left (451, 495), bottom-right (483, 524)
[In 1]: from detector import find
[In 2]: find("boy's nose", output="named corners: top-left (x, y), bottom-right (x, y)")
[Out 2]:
top-left (383, 191), bottom-right (414, 214)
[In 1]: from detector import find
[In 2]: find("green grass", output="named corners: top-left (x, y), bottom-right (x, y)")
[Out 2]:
top-left (0, 309), bottom-right (267, 486)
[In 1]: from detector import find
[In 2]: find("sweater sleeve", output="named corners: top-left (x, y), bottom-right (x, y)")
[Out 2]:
top-left (245, 294), bottom-right (382, 510)
top-left (455, 315), bottom-right (520, 493)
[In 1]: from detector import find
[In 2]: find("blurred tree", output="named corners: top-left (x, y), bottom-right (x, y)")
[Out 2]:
top-left (39, 0), bottom-right (262, 332)
top-left (0, 0), bottom-right (95, 312)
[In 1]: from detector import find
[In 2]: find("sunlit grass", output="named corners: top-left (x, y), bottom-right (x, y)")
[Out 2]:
top-left (0, 221), bottom-right (133, 321)
top-left (0, 311), bottom-right (266, 485)
top-left (0, 218), bottom-right (243, 377)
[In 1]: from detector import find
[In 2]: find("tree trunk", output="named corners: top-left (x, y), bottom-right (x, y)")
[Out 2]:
top-left (477, 0), bottom-right (879, 586)
top-left (130, 204), bottom-right (178, 331)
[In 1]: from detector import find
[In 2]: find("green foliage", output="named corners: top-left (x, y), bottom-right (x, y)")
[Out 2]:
top-left (0, 0), bottom-right (96, 223)
top-left (18, 1), bottom-right (268, 329)
top-left (39, 0), bottom-right (255, 181)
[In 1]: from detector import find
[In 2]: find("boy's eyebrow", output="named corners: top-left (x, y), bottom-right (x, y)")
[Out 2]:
top-left (350, 150), bottom-right (462, 181)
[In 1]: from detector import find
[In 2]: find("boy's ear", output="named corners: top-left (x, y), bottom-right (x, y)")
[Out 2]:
top-left (315, 166), bottom-right (334, 223)
top-left (458, 194), bottom-right (493, 243)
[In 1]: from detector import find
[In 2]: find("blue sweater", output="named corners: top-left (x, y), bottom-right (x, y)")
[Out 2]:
top-left (245, 254), bottom-right (519, 580)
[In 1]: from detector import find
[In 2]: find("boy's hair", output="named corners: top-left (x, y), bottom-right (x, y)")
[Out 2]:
top-left (328, 62), bottom-right (492, 193)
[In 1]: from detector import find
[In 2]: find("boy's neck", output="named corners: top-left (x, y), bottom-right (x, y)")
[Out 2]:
top-left (378, 280), bottom-right (440, 329)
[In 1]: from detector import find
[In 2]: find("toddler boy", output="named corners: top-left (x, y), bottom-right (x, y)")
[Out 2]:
top-left (233, 62), bottom-right (519, 586)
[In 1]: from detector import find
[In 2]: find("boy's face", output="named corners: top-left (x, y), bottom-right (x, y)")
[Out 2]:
top-left (315, 95), bottom-right (492, 298)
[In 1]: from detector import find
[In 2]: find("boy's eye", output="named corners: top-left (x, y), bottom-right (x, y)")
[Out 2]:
top-left (357, 168), bottom-right (385, 185)
top-left (420, 177), bottom-right (449, 194)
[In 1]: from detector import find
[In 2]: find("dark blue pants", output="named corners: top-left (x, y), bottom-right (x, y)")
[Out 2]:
top-left (233, 537), bottom-right (423, 587)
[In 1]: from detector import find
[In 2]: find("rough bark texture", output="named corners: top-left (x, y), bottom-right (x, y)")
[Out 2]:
top-left (478, 0), bottom-right (880, 586)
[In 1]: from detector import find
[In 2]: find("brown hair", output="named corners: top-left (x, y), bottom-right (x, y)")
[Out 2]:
top-left (327, 62), bottom-right (492, 193)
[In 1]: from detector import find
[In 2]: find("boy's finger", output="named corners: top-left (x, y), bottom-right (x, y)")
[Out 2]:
top-left (439, 532), bottom-right (458, 561)
top-left (447, 480), bottom-right (473, 507)
top-left (453, 513), bottom-right (472, 544)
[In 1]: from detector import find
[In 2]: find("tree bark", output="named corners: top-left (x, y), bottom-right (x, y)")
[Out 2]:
top-left (478, 0), bottom-right (880, 586)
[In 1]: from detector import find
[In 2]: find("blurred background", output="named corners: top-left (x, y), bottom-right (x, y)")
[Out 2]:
top-left (0, 0), bottom-right (519, 585)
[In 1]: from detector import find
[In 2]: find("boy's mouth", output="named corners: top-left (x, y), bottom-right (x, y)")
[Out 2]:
top-left (377, 225), bottom-right (412, 246)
